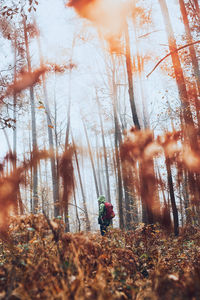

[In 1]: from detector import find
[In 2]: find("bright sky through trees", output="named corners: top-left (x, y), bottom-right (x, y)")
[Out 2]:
top-left (0, 0), bottom-right (186, 158)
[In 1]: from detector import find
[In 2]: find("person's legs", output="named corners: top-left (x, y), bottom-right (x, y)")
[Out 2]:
top-left (100, 224), bottom-right (106, 236)
top-left (100, 223), bottom-right (111, 236)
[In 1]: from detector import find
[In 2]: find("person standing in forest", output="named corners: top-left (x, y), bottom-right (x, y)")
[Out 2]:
top-left (98, 195), bottom-right (115, 236)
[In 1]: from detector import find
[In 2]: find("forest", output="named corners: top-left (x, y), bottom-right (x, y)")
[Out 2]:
top-left (0, 0), bottom-right (200, 299)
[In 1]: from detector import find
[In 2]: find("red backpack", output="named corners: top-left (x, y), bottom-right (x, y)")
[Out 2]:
top-left (103, 202), bottom-right (115, 220)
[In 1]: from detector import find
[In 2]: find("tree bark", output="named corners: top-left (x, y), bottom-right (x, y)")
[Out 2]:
top-left (165, 157), bottom-right (179, 236)
top-left (179, 0), bottom-right (200, 131)
top-left (96, 92), bottom-right (111, 202)
top-left (193, 0), bottom-right (200, 19)
top-left (72, 135), bottom-right (91, 231)
top-left (95, 141), bottom-right (103, 196)
top-left (124, 22), bottom-right (140, 129)
top-left (12, 34), bottom-right (24, 215)
top-left (37, 36), bottom-right (59, 217)
top-left (72, 181), bottom-right (81, 232)
top-left (158, 0), bottom-right (197, 150)
top-left (124, 23), bottom-right (156, 224)
top-left (179, 0), bottom-right (200, 94)
top-left (23, 18), bottom-right (38, 213)
top-left (83, 120), bottom-right (100, 198)
top-left (112, 60), bottom-right (124, 229)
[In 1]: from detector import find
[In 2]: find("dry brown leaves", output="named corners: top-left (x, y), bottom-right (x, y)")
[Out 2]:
top-left (6, 66), bottom-right (47, 95)
top-left (121, 127), bottom-right (200, 175)
top-left (0, 150), bottom-right (49, 235)
top-left (59, 146), bottom-right (75, 211)
top-left (1, 222), bottom-right (200, 299)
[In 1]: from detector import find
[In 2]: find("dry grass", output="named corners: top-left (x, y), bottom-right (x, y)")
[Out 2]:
top-left (1, 216), bottom-right (200, 299)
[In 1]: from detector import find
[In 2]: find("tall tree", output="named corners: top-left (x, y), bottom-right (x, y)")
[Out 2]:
top-left (12, 33), bottom-right (23, 215)
top-left (95, 139), bottom-right (103, 196)
top-left (64, 35), bottom-right (76, 228)
top-left (165, 156), bottom-right (179, 236)
top-left (124, 21), bottom-right (141, 129)
top-left (112, 58), bottom-right (124, 229)
top-left (37, 34), bottom-right (59, 217)
top-left (179, 0), bottom-right (200, 130)
top-left (158, 0), bottom-right (197, 150)
top-left (83, 120), bottom-right (100, 199)
top-left (72, 180), bottom-right (81, 232)
top-left (96, 92), bottom-right (111, 203)
top-left (23, 17), bottom-right (38, 213)
top-left (193, 0), bottom-right (200, 19)
top-left (72, 134), bottom-right (91, 231)
top-left (124, 20), bottom-right (158, 225)
top-left (179, 0), bottom-right (200, 95)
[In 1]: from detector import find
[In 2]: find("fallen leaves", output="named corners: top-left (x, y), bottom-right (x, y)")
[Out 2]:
top-left (1, 222), bottom-right (200, 299)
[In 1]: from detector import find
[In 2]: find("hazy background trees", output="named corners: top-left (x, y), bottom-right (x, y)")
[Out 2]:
top-left (0, 0), bottom-right (200, 235)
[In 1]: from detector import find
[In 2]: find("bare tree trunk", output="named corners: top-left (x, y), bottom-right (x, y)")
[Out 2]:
top-left (39, 162), bottom-right (44, 212)
top-left (193, 0), bottom-right (200, 19)
top-left (72, 135), bottom-right (90, 231)
top-left (12, 34), bottom-right (24, 215)
top-left (59, 79), bottom-right (71, 231)
top-left (83, 120), bottom-right (100, 198)
top-left (23, 18), bottom-right (38, 213)
top-left (123, 168), bottom-right (133, 229)
top-left (158, 0), bottom-right (197, 150)
top-left (159, 0), bottom-right (200, 219)
top-left (63, 38), bottom-right (76, 229)
top-left (124, 23), bottom-right (158, 224)
top-left (43, 79), bottom-right (59, 217)
top-left (96, 93), bottom-right (111, 202)
top-left (72, 181), bottom-right (81, 232)
top-left (3, 129), bottom-right (11, 153)
top-left (64, 200), bottom-right (70, 232)
top-left (100, 153), bottom-right (107, 196)
top-left (179, 0), bottom-right (200, 130)
top-left (44, 151), bottom-right (50, 217)
top-left (63, 108), bottom-right (71, 232)
top-left (110, 137), bottom-right (118, 190)
top-left (132, 12), bottom-right (150, 129)
top-left (139, 161), bottom-right (154, 224)
top-left (124, 21), bottom-right (140, 129)
top-left (165, 157), bottom-right (179, 236)
top-left (13, 34), bottom-right (17, 167)
top-left (112, 65), bottom-right (124, 229)
top-left (28, 131), bottom-right (33, 212)
top-left (95, 140), bottom-right (103, 196)
top-left (178, 183), bottom-right (184, 227)
top-left (24, 153), bottom-right (28, 212)
top-left (54, 99), bottom-right (60, 196)
top-left (179, 0), bottom-right (200, 94)
top-left (37, 36), bottom-right (59, 217)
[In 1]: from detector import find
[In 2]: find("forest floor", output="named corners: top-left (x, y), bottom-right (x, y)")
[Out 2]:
top-left (0, 215), bottom-right (200, 299)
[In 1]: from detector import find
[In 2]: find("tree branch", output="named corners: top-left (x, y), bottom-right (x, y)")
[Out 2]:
top-left (68, 202), bottom-right (98, 216)
top-left (146, 40), bottom-right (200, 78)
top-left (138, 30), bottom-right (162, 39)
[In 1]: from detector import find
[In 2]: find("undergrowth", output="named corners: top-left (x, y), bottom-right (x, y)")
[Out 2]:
top-left (0, 214), bottom-right (200, 299)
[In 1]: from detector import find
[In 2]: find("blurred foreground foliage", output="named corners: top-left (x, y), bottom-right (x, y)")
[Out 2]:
top-left (0, 214), bottom-right (200, 299)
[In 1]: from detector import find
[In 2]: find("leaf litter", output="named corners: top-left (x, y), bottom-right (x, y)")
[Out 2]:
top-left (1, 218), bottom-right (200, 299)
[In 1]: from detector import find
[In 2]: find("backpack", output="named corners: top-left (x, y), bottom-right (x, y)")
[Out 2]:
top-left (103, 202), bottom-right (115, 220)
